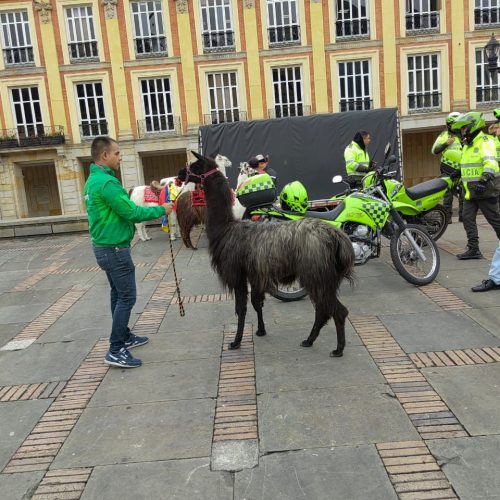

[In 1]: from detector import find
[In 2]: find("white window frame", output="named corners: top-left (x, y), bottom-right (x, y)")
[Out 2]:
top-left (140, 77), bottom-right (175, 133)
top-left (11, 86), bottom-right (44, 138)
top-left (267, 0), bottom-right (300, 44)
top-left (475, 48), bottom-right (499, 104)
top-left (206, 71), bottom-right (240, 124)
top-left (0, 10), bottom-right (34, 65)
top-left (200, 0), bottom-right (234, 50)
top-left (271, 65), bottom-right (304, 118)
top-left (338, 60), bottom-right (372, 111)
top-left (474, 0), bottom-right (500, 27)
top-left (407, 53), bottom-right (441, 112)
top-left (131, 1), bottom-right (167, 56)
top-left (65, 5), bottom-right (98, 61)
top-left (75, 81), bottom-right (107, 138)
top-left (405, 0), bottom-right (440, 33)
top-left (335, 0), bottom-right (369, 39)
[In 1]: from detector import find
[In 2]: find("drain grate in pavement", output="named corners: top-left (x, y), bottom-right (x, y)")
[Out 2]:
top-left (418, 282), bottom-right (471, 311)
top-left (376, 441), bottom-right (458, 499)
top-left (132, 281), bottom-right (177, 336)
top-left (31, 468), bottom-right (93, 499)
top-left (410, 347), bottom-right (500, 368)
top-left (1, 285), bottom-right (92, 351)
top-left (350, 316), bottom-right (469, 440)
top-left (0, 381), bottom-right (66, 402)
top-left (2, 339), bottom-right (109, 474)
top-left (11, 260), bottom-right (67, 292)
top-left (52, 262), bottom-right (149, 275)
top-left (172, 292), bottom-right (231, 304)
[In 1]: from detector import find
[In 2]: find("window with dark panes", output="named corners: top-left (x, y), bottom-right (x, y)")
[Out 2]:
top-left (338, 60), bottom-right (372, 111)
top-left (141, 78), bottom-right (175, 132)
top-left (336, 1), bottom-right (369, 38)
top-left (11, 87), bottom-right (44, 138)
top-left (272, 66), bottom-right (304, 118)
top-left (207, 72), bottom-right (240, 124)
top-left (406, 0), bottom-right (439, 32)
top-left (407, 53), bottom-right (441, 112)
top-left (0, 10), bottom-right (34, 65)
top-left (201, 0), bottom-right (234, 51)
top-left (474, 0), bottom-right (500, 27)
top-left (65, 6), bottom-right (98, 61)
top-left (132, 1), bottom-right (167, 56)
top-left (475, 48), bottom-right (499, 104)
top-left (76, 82), bottom-right (107, 137)
top-left (267, 0), bottom-right (300, 44)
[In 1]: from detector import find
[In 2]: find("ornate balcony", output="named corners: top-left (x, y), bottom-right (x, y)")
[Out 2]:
top-left (339, 98), bottom-right (373, 112)
top-left (336, 19), bottom-right (370, 40)
top-left (474, 7), bottom-right (500, 28)
top-left (137, 116), bottom-right (181, 138)
top-left (79, 121), bottom-right (108, 140)
top-left (3, 47), bottom-right (34, 66)
top-left (202, 31), bottom-right (235, 52)
top-left (406, 12), bottom-right (440, 34)
top-left (268, 104), bottom-right (311, 118)
top-left (68, 41), bottom-right (99, 62)
top-left (268, 25), bottom-right (300, 46)
top-left (408, 92), bottom-right (442, 113)
top-left (476, 86), bottom-right (499, 105)
top-left (0, 126), bottom-right (65, 149)
top-left (203, 110), bottom-right (247, 125)
top-left (135, 36), bottom-right (167, 57)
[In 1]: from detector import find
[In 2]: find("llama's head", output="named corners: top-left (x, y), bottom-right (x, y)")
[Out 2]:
top-left (178, 152), bottom-right (219, 184)
top-left (238, 162), bottom-right (257, 177)
top-left (214, 154), bottom-right (232, 170)
top-left (150, 180), bottom-right (162, 196)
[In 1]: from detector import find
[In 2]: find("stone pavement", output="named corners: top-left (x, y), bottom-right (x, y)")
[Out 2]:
top-left (0, 218), bottom-right (499, 500)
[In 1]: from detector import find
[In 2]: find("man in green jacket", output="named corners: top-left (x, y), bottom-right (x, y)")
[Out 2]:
top-left (343, 130), bottom-right (372, 189)
top-left (84, 137), bottom-right (171, 368)
top-left (451, 112), bottom-right (500, 262)
top-left (431, 112), bottom-right (463, 222)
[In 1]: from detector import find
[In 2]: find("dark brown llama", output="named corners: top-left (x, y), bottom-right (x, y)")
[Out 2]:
top-left (179, 152), bottom-right (355, 357)
top-left (175, 189), bottom-right (205, 249)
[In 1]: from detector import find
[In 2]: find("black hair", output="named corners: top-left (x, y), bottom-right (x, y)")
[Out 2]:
top-left (353, 131), bottom-right (370, 151)
top-left (91, 136), bottom-right (117, 161)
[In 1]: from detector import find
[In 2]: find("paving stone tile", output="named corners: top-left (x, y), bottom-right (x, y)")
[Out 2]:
top-left (258, 385), bottom-right (418, 452)
top-left (52, 399), bottom-right (215, 467)
top-left (82, 459), bottom-right (232, 500)
top-left (427, 435), bottom-right (500, 500)
top-left (0, 323), bottom-right (26, 347)
top-left (89, 358), bottom-right (219, 406)
top-left (0, 288), bottom-right (69, 308)
top-left (0, 471), bottom-right (44, 500)
top-left (423, 364), bottom-right (500, 435)
top-left (463, 307), bottom-right (500, 340)
top-left (0, 303), bottom-right (53, 325)
top-left (235, 445), bottom-right (397, 500)
top-left (0, 400), bottom-right (51, 470)
top-left (380, 310), bottom-right (499, 353)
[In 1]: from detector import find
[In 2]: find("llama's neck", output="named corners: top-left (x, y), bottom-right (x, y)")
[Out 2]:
top-left (203, 172), bottom-right (235, 241)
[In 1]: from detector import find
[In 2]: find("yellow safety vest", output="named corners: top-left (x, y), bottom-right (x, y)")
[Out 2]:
top-left (344, 141), bottom-right (370, 177)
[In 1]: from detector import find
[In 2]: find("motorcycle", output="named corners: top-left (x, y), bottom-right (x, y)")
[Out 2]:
top-left (239, 150), bottom-right (440, 302)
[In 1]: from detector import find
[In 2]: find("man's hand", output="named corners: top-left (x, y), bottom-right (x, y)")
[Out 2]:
top-left (450, 169), bottom-right (461, 180)
top-left (162, 203), bottom-right (172, 215)
top-left (446, 136), bottom-right (454, 145)
top-left (474, 182), bottom-right (487, 195)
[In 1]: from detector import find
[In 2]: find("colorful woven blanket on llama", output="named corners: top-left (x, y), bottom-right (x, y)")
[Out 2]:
top-left (144, 186), bottom-right (159, 204)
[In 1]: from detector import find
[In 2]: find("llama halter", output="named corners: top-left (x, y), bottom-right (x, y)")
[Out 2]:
top-left (185, 164), bottom-right (219, 184)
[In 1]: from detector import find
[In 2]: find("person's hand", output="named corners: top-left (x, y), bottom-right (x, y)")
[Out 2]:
top-left (369, 160), bottom-right (377, 171)
top-left (446, 136), bottom-right (454, 145)
top-left (162, 203), bottom-right (172, 215)
top-left (450, 169), bottom-right (461, 180)
top-left (474, 182), bottom-right (487, 195)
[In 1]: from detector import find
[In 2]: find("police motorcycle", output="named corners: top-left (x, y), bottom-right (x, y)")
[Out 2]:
top-left (237, 149), bottom-right (440, 301)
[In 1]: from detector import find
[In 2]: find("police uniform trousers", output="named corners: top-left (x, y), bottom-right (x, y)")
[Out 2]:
top-left (462, 197), bottom-right (500, 250)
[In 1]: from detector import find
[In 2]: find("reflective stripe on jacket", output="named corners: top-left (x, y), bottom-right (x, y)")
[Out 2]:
top-left (344, 141), bottom-right (370, 177)
top-left (431, 131), bottom-right (462, 169)
top-left (460, 132), bottom-right (500, 200)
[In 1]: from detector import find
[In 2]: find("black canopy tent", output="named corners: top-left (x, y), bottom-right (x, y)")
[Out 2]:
top-left (199, 108), bottom-right (400, 199)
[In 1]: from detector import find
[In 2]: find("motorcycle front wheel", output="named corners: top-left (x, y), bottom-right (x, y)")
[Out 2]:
top-left (390, 224), bottom-right (440, 286)
top-left (414, 204), bottom-right (448, 241)
top-left (270, 280), bottom-right (308, 302)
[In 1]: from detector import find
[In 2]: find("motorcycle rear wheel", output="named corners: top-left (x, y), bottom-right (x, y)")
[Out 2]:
top-left (390, 224), bottom-right (440, 286)
top-left (270, 280), bottom-right (308, 302)
top-left (414, 204), bottom-right (448, 241)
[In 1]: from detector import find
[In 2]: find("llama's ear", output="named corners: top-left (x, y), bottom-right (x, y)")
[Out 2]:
top-left (191, 150), bottom-right (209, 163)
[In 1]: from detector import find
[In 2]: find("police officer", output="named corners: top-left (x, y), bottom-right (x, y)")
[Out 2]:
top-left (488, 108), bottom-right (500, 164)
top-left (344, 131), bottom-right (373, 189)
top-left (248, 154), bottom-right (278, 187)
top-left (431, 112), bottom-right (463, 222)
top-left (450, 112), bottom-right (500, 265)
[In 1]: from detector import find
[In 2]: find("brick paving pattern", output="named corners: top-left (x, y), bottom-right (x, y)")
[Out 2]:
top-left (45, 236), bottom-right (87, 261)
top-left (2, 339), bottom-right (108, 474)
top-left (0, 381), bottom-right (67, 402)
top-left (377, 441), bottom-right (458, 499)
top-left (350, 316), bottom-right (469, 441)
top-left (410, 347), bottom-right (500, 368)
top-left (418, 282), bottom-right (471, 311)
top-left (171, 292), bottom-right (231, 304)
top-left (52, 262), bottom-right (149, 275)
top-left (11, 260), bottom-right (67, 292)
top-left (32, 468), bottom-right (93, 500)
top-left (213, 327), bottom-right (258, 442)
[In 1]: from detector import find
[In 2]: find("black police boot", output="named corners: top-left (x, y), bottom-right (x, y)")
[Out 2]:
top-left (456, 247), bottom-right (483, 260)
top-left (471, 279), bottom-right (500, 292)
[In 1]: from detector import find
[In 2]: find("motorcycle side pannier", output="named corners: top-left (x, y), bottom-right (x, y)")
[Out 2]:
top-left (236, 173), bottom-right (277, 207)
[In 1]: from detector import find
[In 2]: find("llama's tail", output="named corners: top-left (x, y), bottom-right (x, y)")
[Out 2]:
top-left (128, 188), bottom-right (133, 198)
top-left (334, 230), bottom-right (356, 287)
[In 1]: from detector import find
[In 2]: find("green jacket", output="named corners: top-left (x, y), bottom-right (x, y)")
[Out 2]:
top-left (460, 132), bottom-right (500, 200)
top-left (84, 163), bottom-right (166, 247)
top-left (431, 131), bottom-right (462, 171)
top-left (344, 141), bottom-right (370, 177)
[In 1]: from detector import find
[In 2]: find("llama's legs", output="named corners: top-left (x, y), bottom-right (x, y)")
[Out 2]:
top-left (229, 281), bottom-right (248, 350)
top-left (144, 224), bottom-right (151, 241)
top-left (136, 223), bottom-right (146, 241)
top-left (330, 300), bottom-right (349, 358)
top-left (250, 289), bottom-right (267, 337)
top-left (301, 306), bottom-right (329, 348)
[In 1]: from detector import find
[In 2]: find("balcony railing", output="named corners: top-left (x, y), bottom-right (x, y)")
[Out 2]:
top-left (408, 92), bottom-right (442, 113)
top-left (69, 41), bottom-right (99, 62)
top-left (336, 19), bottom-right (370, 39)
top-left (339, 98), bottom-right (373, 112)
top-left (268, 25), bottom-right (300, 46)
top-left (476, 87), bottom-right (500, 105)
top-left (3, 47), bottom-right (34, 66)
top-left (269, 104), bottom-right (311, 119)
top-left (474, 7), bottom-right (500, 27)
top-left (202, 31), bottom-right (235, 52)
top-left (0, 125), bottom-right (65, 149)
top-left (79, 121), bottom-right (108, 140)
top-left (137, 116), bottom-right (181, 138)
top-left (135, 36), bottom-right (167, 57)
top-left (406, 12), bottom-right (440, 34)
top-left (204, 110), bottom-right (247, 125)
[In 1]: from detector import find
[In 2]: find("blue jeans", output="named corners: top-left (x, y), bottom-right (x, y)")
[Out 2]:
top-left (93, 247), bottom-right (136, 353)
top-left (489, 242), bottom-right (500, 285)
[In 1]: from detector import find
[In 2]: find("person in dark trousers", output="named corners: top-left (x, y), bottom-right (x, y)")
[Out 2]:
top-left (343, 131), bottom-right (373, 189)
top-left (84, 137), bottom-right (171, 368)
top-left (450, 112), bottom-right (500, 264)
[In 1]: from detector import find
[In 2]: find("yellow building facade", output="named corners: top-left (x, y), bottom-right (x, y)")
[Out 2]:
top-left (0, 0), bottom-right (498, 222)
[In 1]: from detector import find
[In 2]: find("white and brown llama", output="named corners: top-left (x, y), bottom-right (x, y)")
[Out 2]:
top-left (178, 152), bottom-right (355, 357)
top-left (128, 180), bottom-right (162, 241)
